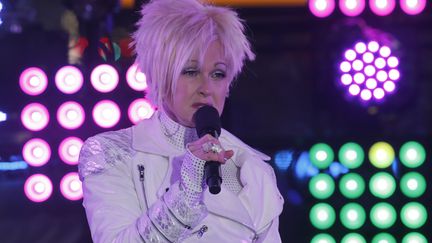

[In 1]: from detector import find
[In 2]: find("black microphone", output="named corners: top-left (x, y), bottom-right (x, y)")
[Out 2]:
top-left (193, 105), bottom-right (222, 195)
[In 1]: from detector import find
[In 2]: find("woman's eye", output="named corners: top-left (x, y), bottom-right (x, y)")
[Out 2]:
top-left (181, 69), bottom-right (199, 77)
top-left (211, 70), bottom-right (226, 79)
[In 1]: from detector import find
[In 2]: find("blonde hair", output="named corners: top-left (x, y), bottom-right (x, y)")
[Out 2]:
top-left (132, 0), bottom-right (255, 107)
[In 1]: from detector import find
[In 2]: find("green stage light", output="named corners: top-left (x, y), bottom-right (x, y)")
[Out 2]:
top-left (340, 203), bottom-right (366, 230)
top-left (400, 202), bottom-right (427, 229)
top-left (402, 232), bottom-right (427, 243)
top-left (399, 141), bottom-right (426, 168)
top-left (341, 233), bottom-right (366, 243)
top-left (371, 233), bottom-right (396, 243)
top-left (310, 203), bottom-right (336, 230)
top-left (369, 172), bottom-right (396, 199)
top-left (370, 202), bottom-right (397, 229)
top-left (311, 233), bottom-right (336, 243)
top-left (310, 143), bottom-right (334, 169)
top-left (369, 142), bottom-right (395, 168)
top-left (339, 173), bottom-right (365, 199)
top-left (309, 173), bottom-right (335, 199)
top-left (400, 172), bottom-right (426, 198)
top-left (338, 142), bottom-right (364, 169)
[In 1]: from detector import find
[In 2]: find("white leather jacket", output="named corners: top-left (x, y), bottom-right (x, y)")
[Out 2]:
top-left (78, 112), bottom-right (284, 242)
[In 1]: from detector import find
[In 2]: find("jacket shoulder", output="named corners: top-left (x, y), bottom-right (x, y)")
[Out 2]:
top-left (78, 127), bottom-right (133, 180)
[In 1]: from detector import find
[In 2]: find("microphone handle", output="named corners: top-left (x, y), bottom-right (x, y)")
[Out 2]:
top-left (205, 161), bottom-right (221, 194)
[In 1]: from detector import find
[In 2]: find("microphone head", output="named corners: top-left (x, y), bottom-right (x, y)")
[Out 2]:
top-left (193, 105), bottom-right (221, 138)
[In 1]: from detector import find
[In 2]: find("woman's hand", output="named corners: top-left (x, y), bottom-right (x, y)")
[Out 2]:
top-left (187, 134), bottom-right (234, 163)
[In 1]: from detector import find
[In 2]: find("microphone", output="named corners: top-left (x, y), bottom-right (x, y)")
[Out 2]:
top-left (193, 105), bottom-right (222, 195)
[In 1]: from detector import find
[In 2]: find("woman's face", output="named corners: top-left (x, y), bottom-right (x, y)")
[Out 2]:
top-left (164, 41), bottom-right (231, 127)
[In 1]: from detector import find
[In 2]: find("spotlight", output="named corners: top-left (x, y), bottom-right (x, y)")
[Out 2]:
top-left (55, 66), bottom-right (84, 94)
top-left (369, 0), bottom-right (396, 16)
top-left (339, 173), bottom-right (365, 199)
top-left (22, 138), bottom-right (51, 167)
top-left (90, 64), bottom-right (119, 93)
top-left (370, 202), bottom-right (397, 229)
top-left (21, 103), bottom-right (50, 131)
top-left (92, 100), bottom-right (121, 128)
top-left (58, 137), bottom-right (83, 165)
top-left (368, 141), bottom-right (395, 168)
top-left (400, 172), bottom-right (426, 198)
top-left (399, 141), bottom-right (426, 168)
top-left (128, 98), bottom-right (155, 124)
top-left (24, 174), bottom-right (53, 202)
top-left (309, 173), bottom-right (335, 199)
top-left (338, 142), bottom-right (364, 169)
top-left (369, 172), bottom-right (396, 199)
top-left (339, 0), bottom-right (366, 17)
top-left (310, 203), bottom-right (336, 230)
top-left (19, 67), bottom-right (48, 96)
top-left (309, 0), bottom-right (336, 18)
top-left (57, 101), bottom-right (85, 130)
top-left (339, 203), bottom-right (366, 230)
top-left (60, 172), bottom-right (83, 201)
top-left (400, 202), bottom-right (427, 229)
top-left (309, 143), bottom-right (334, 169)
top-left (400, 0), bottom-right (427, 15)
top-left (126, 64), bottom-right (147, 91)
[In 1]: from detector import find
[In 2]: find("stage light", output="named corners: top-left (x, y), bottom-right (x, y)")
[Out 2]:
top-left (24, 174), bottom-right (53, 202)
top-left (295, 152), bottom-right (319, 180)
top-left (369, 0), bottom-right (396, 16)
top-left (400, 0), bottom-right (427, 15)
top-left (400, 172), bottom-right (426, 198)
top-left (309, 0), bottom-right (335, 18)
top-left (274, 150), bottom-right (294, 171)
top-left (369, 141), bottom-right (395, 168)
top-left (370, 202), bottom-right (397, 229)
top-left (311, 233), bottom-right (336, 243)
top-left (310, 203), bottom-right (336, 230)
top-left (339, 0), bottom-right (366, 16)
top-left (60, 172), bottom-right (83, 201)
top-left (22, 138), bottom-right (51, 167)
top-left (57, 101), bottom-right (85, 130)
top-left (90, 64), bottom-right (119, 93)
top-left (339, 173), bottom-right (365, 199)
top-left (309, 173), bottom-right (335, 199)
top-left (341, 233), bottom-right (366, 243)
top-left (340, 203), bottom-right (366, 230)
top-left (126, 63), bottom-right (148, 91)
top-left (21, 103), bottom-right (50, 131)
top-left (338, 142), bottom-right (364, 169)
top-left (369, 172), bottom-right (396, 199)
top-left (399, 141), bottom-right (426, 168)
top-left (339, 42), bottom-right (400, 102)
top-left (19, 67), bottom-right (48, 96)
top-left (55, 65), bottom-right (83, 94)
top-left (128, 98), bottom-right (155, 124)
top-left (0, 111), bottom-right (6, 122)
top-left (400, 202), bottom-right (427, 229)
top-left (92, 100), bottom-right (121, 128)
top-left (58, 137), bottom-right (83, 165)
top-left (372, 233), bottom-right (396, 243)
top-left (309, 143), bottom-right (334, 169)
top-left (402, 232), bottom-right (427, 243)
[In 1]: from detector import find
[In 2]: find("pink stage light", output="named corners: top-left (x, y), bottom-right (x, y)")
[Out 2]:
top-left (126, 63), bottom-right (148, 91)
top-left (128, 98), bottom-right (155, 124)
top-left (92, 100), bottom-right (121, 128)
top-left (339, 0), bottom-right (365, 17)
top-left (309, 0), bottom-right (336, 18)
top-left (90, 64), bottom-right (119, 93)
top-left (19, 67), bottom-right (48, 96)
top-left (370, 0), bottom-right (396, 16)
top-left (22, 138), bottom-right (51, 167)
top-left (58, 137), bottom-right (83, 165)
top-left (400, 0), bottom-right (426, 15)
top-left (24, 174), bottom-right (53, 203)
top-left (60, 172), bottom-right (83, 201)
top-left (21, 103), bottom-right (50, 131)
top-left (57, 101), bottom-right (85, 130)
top-left (55, 66), bottom-right (84, 94)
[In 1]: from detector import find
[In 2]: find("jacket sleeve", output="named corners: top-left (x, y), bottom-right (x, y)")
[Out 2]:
top-left (79, 134), bottom-right (206, 243)
top-left (257, 218), bottom-right (281, 243)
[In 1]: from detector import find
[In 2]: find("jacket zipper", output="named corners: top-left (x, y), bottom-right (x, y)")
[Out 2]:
top-left (137, 164), bottom-right (149, 210)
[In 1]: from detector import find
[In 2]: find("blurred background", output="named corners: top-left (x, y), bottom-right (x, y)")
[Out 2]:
top-left (0, 0), bottom-right (431, 242)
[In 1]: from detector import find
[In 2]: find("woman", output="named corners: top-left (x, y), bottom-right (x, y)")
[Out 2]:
top-left (78, 0), bottom-right (284, 242)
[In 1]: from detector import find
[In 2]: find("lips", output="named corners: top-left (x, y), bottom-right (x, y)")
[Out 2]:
top-left (192, 102), bottom-right (212, 109)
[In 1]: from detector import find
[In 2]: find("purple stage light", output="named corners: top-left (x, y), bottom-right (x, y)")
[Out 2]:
top-left (126, 63), bottom-right (148, 91)
top-left (400, 0), bottom-right (426, 15)
top-left (339, 0), bottom-right (365, 16)
top-left (92, 100), bottom-right (121, 128)
top-left (22, 138), bottom-right (51, 167)
top-left (128, 98), bottom-right (155, 124)
top-left (58, 137), bottom-right (83, 165)
top-left (369, 0), bottom-right (396, 16)
top-left (60, 172), bottom-right (83, 201)
top-left (19, 67), bottom-right (48, 96)
top-left (339, 41), bottom-right (400, 102)
top-left (24, 174), bottom-right (53, 202)
top-left (309, 0), bottom-right (336, 18)
top-left (21, 103), bottom-right (49, 131)
top-left (90, 64), bottom-right (119, 93)
top-left (57, 101), bottom-right (85, 130)
top-left (55, 66), bottom-right (83, 94)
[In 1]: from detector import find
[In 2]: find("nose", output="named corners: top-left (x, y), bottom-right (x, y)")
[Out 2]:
top-left (198, 76), bottom-right (212, 97)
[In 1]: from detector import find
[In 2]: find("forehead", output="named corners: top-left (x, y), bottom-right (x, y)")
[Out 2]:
top-left (187, 41), bottom-right (229, 65)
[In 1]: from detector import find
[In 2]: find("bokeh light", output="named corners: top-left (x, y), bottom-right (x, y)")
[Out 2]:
top-left (400, 172), bottom-right (426, 198)
top-left (400, 0), bottom-right (427, 15)
top-left (338, 142), bottom-right (364, 169)
top-left (309, 173), bottom-right (335, 199)
top-left (21, 103), bottom-right (50, 131)
top-left (371, 233), bottom-right (396, 243)
top-left (339, 0), bottom-right (365, 17)
top-left (60, 172), bottom-right (83, 201)
top-left (369, 141), bottom-right (395, 168)
top-left (55, 65), bottom-right (84, 94)
top-left (92, 100), bottom-right (121, 128)
top-left (339, 173), bottom-right (365, 199)
top-left (369, 0), bottom-right (396, 16)
top-left (22, 138), bottom-right (51, 167)
top-left (24, 174), bottom-right (53, 202)
top-left (402, 232), bottom-right (427, 243)
top-left (369, 172), bottom-right (396, 199)
top-left (308, 0), bottom-right (335, 18)
top-left (311, 233), bottom-right (336, 243)
top-left (90, 64), bottom-right (119, 93)
top-left (309, 143), bottom-right (334, 169)
top-left (370, 202), bottom-right (397, 229)
top-left (339, 203), bottom-right (366, 230)
top-left (19, 67), bottom-right (48, 96)
top-left (400, 202), bottom-right (427, 229)
top-left (399, 141), bottom-right (426, 168)
top-left (57, 101), bottom-right (85, 130)
top-left (128, 98), bottom-right (155, 124)
top-left (126, 63), bottom-right (148, 91)
top-left (58, 137), bottom-right (83, 165)
top-left (341, 233), bottom-right (366, 243)
top-left (310, 203), bottom-right (336, 230)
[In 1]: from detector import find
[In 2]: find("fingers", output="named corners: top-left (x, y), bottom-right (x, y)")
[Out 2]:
top-left (186, 135), bottom-right (233, 163)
